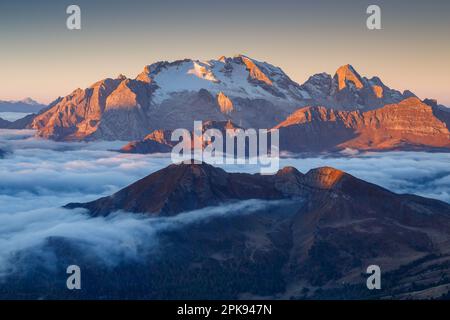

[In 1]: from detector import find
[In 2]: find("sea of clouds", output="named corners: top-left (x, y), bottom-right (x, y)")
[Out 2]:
top-left (1, 129), bottom-right (450, 278)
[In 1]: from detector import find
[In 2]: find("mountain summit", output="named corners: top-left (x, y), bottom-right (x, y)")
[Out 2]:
top-left (335, 64), bottom-right (364, 90)
top-left (300, 63), bottom-right (414, 110)
top-left (65, 162), bottom-right (286, 215)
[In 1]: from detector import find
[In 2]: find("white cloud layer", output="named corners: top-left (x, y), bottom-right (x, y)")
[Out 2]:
top-left (0, 199), bottom-right (284, 276)
top-left (1, 129), bottom-right (450, 278)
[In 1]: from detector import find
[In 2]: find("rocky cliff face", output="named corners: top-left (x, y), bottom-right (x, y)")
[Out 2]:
top-left (119, 129), bottom-right (174, 154)
top-left (118, 97), bottom-right (450, 154)
top-left (300, 64), bottom-right (414, 110)
top-left (30, 55), bottom-right (305, 140)
top-left (66, 162), bottom-right (285, 216)
top-left (119, 120), bottom-right (242, 154)
top-left (29, 56), bottom-right (419, 141)
top-left (275, 97), bottom-right (450, 152)
top-left (64, 162), bottom-right (450, 299)
top-left (31, 77), bottom-right (154, 141)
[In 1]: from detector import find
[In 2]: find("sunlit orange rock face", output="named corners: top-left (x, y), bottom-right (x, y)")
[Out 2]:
top-left (27, 51), bottom-right (450, 154)
top-left (335, 64), bottom-right (363, 90)
top-left (28, 56), bottom-right (424, 141)
top-left (106, 79), bottom-right (140, 109)
top-left (302, 167), bottom-right (345, 189)
top-left (217, 92), bottom-right (234, 114)
top-left (31, 76), bottom-right (151, 141)
top-left (239, 55), bottom-right (273, 86)
top-left (144, 129), bottom-right (171, 144)
top-left (120, 128), bottom-right (174, 153)
top-left (275, 97), bottom-right (450, 152)
top-left (372, 85), bottom-right (384, 98)
top-left (136, 66), bottom-right (154, 83)
top-left (30, 80), bottom-right (111, 141)
top-left (118, 97), bottom-right (450, 155)
top-left (348, 98), bottom-right (450, 150)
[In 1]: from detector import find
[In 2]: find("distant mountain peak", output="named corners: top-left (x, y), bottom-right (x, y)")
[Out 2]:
top-left (0, 97), bottom-right (41, 105)
top-left (334, 64), bottom-right (364, 90)
top-left (0, 97), bottom-right (46, 114)
top-left (19, 97), bottom-right (40, 105)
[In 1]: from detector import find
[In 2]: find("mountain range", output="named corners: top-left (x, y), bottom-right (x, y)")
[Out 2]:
top-left (274, 97), bottom-right (450, 152)
top-left (1, 55), bottom-right (448, 154)
top-left (2, 55), bottom-right (450, 299)
top-left (0, 113), bottom-right (36, 130)
top-left (27, 55), bottom-right (426, 142)
top-left (119, 120), bottom-right (242, 154)
top-left (0, 98), bottom-right (46, 113)
top-left (63, 162), bottom-right (450, 299)
top-left (119, 97), bottom-right (450, 154)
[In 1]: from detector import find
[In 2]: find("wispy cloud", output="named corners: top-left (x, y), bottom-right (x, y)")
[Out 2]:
top-left (0, 199), bottom-right (285, 277)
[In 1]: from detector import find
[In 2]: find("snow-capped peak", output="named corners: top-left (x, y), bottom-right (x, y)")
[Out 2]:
top-left (135, 55), bottom-right (309, 104)
top-left (19, 97), bottom-right (40, 105)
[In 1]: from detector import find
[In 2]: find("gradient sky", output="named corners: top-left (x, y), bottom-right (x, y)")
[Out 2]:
top-left (1, 0), bottom-right (449, 105)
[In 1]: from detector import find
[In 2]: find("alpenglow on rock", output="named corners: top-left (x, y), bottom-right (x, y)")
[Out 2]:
top-left (300, 64), bottom-right (415, 110)
top-left (30, 56), bottom-right (417, 141)
top-left (274, 97), bottom-right (450, 152)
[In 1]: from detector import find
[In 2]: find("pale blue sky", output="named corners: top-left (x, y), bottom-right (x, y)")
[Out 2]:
top-left (1, 0), bottom-right (449, 105)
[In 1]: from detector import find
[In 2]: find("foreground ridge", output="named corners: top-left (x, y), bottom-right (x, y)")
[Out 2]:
top-left (61, 162), bottom-right (450, 299)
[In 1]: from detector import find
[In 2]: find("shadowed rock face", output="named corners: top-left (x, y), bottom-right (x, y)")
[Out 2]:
top-left (66, 162), bottom-right (286, 216)
top-left (0, 117), bottom-right (9, 128)
top-left (0, 113), bottom-right (36, 129)
top-left (62, 162), bottom-right (450, 299)
top-left (275, 97), bottom-right (450, 152)
top-left (118, 120), bottom-right (242, 154)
